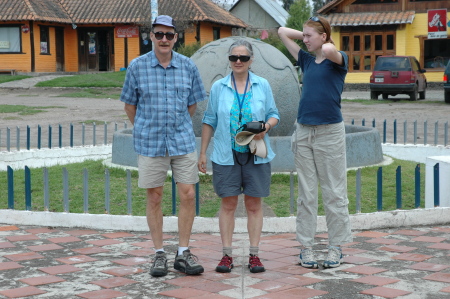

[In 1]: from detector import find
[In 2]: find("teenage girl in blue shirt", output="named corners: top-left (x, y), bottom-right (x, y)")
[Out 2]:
top-left (278, 16), bottom-right (352, 269)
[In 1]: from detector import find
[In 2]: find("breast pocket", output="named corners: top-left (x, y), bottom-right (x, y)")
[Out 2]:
top-left (175, 87), bottom-right (191, 114)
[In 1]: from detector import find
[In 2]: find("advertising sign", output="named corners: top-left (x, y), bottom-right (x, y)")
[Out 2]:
top-left (115, 26), bottom-right (139, 38)
top-left (0, 41), bottom-right (10, 49)
top-left (428, 9), bottom-right (447, 39)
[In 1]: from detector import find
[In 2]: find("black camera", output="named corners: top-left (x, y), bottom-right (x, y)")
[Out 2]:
top-left (241, 121), bottom-right (266, 134)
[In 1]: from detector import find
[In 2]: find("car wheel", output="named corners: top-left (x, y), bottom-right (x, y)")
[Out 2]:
top-left (370, 91), bottom-right (378, 100)
top-left (382, 94), bottom-right (389, 100)
top-left (445, 91), bottom-right (450, 104)
top-left (409, 85), bottom-right (418, 101)
top-left (419, 89), bottom-right (426, 100)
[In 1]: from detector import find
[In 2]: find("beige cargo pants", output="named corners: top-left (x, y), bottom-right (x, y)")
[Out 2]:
top-left (293, 121), bottom-right (352, 247)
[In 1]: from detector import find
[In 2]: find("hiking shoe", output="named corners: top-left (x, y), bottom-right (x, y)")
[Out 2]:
top-left (174, 249), bottom-right (204, 275)
top-left (323, 246), bottom-right (344, 268)
top-left (216, 255), bottom-right (234, 273)
top-left (299, 248), bottom-right (318, 269)
top-left (248, 254), bottom-right (265, 273)
top-left (150, 251), bottom-right (168, 277)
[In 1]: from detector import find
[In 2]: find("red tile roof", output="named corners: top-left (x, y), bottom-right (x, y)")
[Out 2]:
top-left (61, 0), bottom-right (150, 24)
top-left (0, 0), bottom-right (247, 27)
top-left (159, 0), bottom-right (247, 28)
top-left (0, 0), bottom-right (71, 22)
top-left (0, 0), bottom-right (149, 24)
top-left (326, 11), bottom-right (415, 26)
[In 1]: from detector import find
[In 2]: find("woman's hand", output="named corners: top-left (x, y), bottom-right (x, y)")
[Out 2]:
top-left (198, 153), bottom-right (207, 173)
top-left (252, 131), bottom-right (266, 140)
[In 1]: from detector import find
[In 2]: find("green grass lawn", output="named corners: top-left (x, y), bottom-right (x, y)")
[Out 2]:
top-left (0, 75), bottom-right (32, 84)
top-left (0, 72), bottom-right (428, 217)
top-left (0, 157), bottom-right (424, 217)
top-left (0, 105), bottom-right (64, 115)
top-left (35, 72), bottom-right (126, 88)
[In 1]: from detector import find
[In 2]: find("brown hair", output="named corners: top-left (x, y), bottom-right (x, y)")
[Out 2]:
top-left (304, 16), bottom-right (334, 45)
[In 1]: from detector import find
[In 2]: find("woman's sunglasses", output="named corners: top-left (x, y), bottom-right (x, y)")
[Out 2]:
top-left (152, 31), bottom-right (176, 41)
top-left (309, 16), bottom-right (325, 31)
top-left (228, 55), bottom-right (251, 62)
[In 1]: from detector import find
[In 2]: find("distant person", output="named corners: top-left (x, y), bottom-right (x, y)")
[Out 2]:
top-left (120, 15), bottom-right (206, 277)
top-left (278, 16), bottom-right (352, 268)
top-left (198, 39), bottom-right (280, 273)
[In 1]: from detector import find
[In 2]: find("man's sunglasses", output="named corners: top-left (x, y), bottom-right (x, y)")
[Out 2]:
top-left (228, 55), bottom-right (251, 62)
top-left (152, 31), bottom-right (176, 41)
top-left (309, 16), bottom-right (325, 31)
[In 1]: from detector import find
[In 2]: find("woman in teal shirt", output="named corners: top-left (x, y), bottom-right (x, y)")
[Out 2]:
top-left (198, 39), bottom-right (279, 274)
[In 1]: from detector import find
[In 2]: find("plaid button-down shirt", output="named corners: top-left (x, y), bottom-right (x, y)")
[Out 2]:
top-left (120, 51), bottom-right (206, 157)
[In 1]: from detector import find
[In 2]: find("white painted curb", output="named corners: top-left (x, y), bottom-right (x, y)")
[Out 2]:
top-left (1, 207), bottom-right (450, 233)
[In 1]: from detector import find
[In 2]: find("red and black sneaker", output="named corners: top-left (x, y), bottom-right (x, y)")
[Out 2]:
top-left (216, 255), bottom-right (233, 273)
top-left (248, 254), bottom-right (265, 273)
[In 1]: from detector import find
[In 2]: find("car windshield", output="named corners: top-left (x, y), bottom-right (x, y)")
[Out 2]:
top-left (374, 57), bottom-right (410, 71)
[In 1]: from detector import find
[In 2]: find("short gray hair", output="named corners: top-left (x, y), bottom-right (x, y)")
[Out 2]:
top-left (228, 39), bottom-right (254, 57)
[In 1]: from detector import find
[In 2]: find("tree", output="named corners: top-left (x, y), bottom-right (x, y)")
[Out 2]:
top-left (311, 0), bottom-right (327, 15)
top-left (280, 0), bottom-right (295, 11)
top-left (285, 0), bottom-right (312, 51)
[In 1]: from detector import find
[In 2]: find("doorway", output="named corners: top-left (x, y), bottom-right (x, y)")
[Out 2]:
top-left (55, 27), bottom-right (65, 72)
top-left (78, 28), bottom-right (114, 72)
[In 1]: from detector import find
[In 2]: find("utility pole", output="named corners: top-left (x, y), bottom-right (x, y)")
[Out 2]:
top-left (151, 0), bottom-right (158, 50)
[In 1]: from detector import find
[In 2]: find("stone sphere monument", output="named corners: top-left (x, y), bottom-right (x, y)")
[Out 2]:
top-left (111, 36), bottom-right (384, 171)
top-left (190, 36), bottom-right (301, 136)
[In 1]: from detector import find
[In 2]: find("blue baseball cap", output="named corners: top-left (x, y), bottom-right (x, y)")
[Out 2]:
top-left (152, 15), bottom-right (176, 29)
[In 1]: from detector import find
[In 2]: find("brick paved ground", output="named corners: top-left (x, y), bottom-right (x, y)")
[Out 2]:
top-left (1, 224), bottom-right (450, 298)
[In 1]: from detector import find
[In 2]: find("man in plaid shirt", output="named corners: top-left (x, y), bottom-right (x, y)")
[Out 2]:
top-left (120, 15), bottom-right (206, 277)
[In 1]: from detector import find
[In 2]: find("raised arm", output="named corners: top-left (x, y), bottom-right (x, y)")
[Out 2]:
top-left (278, 27), bottom-right (303, 60)
top-left (322, 43), bottom-right (344, 66)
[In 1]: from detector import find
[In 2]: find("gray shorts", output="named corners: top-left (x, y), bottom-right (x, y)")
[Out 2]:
top-left (138, 151), bottom-right (199, 189)
top-left (212, 151), bottom-right (271, 198)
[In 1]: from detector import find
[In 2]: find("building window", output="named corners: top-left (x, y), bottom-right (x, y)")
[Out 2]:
top-left (0, 26), bottom-right (21, 53)
top-left (423, 38), bottom-right (450, 69)
top-left (341, 29), bottom-right (395, 72)
top-left (40, 26), bottom-right (50, 54)
top-left (213, 27), bottom-right (220, 40)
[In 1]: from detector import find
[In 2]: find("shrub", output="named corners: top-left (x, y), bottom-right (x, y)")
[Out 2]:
top-left (175, 42), bottom-right (206, 57)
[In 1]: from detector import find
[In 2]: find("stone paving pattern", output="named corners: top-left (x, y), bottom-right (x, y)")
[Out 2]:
top-left (1, 224), bottom-right (450, 298)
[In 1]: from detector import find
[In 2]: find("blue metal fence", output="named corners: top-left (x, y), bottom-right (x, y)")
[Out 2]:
top-left (0, 119), bottom-right (447, 217)
top-left (350, 119), bottom-right (449, 146)
top-left (0, 119), bottom-right (449, 151)
top-left (0, 122), bottom-right (128, 151)
top-left (2, 162), bottom-right (440, 217)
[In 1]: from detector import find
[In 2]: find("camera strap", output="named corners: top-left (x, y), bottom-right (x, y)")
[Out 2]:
top-left (233, 149), bottom-right (252, 166)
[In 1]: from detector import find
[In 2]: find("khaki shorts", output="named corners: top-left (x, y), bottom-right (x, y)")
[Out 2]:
top-left (138, 151), bottom-right (199, 189)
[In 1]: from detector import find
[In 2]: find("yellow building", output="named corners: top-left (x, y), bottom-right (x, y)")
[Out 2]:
top-left (318, 0), bottom-right (450, 83)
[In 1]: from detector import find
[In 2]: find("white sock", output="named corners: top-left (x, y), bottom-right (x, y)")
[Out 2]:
top-left (178, 246), bottom-right (189, 255)
top-left (155, 248), bottom-right (164, 253)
